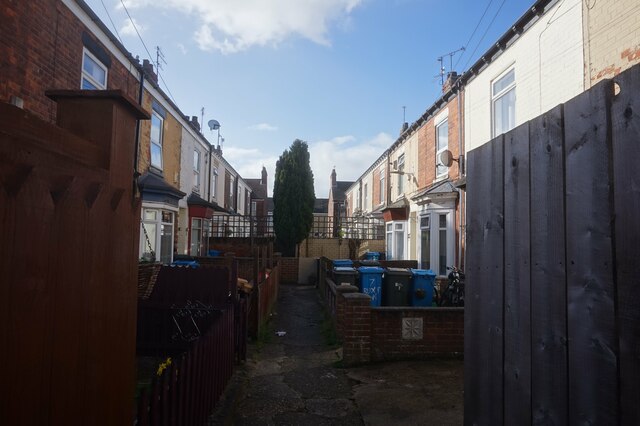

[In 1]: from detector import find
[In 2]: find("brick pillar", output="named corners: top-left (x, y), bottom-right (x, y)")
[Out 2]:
top-left (335, 285), bottom-right (359, 342)
top-left (342, 293), bottom-right (372, 366)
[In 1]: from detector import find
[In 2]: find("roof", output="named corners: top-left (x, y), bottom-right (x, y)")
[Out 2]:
top-left (411, 179), bottom-right (458, 200)
top-left (246, 178), bottom-right (267, 199)
top-left (138, 171), bottom-right (186, 206)
top-left (331, 181), bottom-right (354, 202)
top-left (314, 198), bottom-right (329, 214)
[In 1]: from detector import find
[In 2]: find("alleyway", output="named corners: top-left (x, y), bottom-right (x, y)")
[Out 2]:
top-left (211, 284), bottom-right (463, 425)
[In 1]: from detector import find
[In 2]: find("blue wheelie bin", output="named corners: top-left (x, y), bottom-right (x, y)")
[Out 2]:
top-left (410, 269), bottom-right (436, 307)
top-left (332, 259), bottom-right (353, 267)
top-left (358, 266), bottom-right (385, 307)
top-left (364, 251), bottom-right (380, 261)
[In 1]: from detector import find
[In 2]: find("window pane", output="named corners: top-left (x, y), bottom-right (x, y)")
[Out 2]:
top-left (190, 223), bottom-right (201, 256)
top-left (144, 210), bottom-right (157, 221)
top-left (151, 114), bottom-right (162, 144)
top-left (437, 121), bottom-right (448, 151)
top-left (81, 78), bottom-right (98, 90)
top-left (395, 228), bottom-right (404, 260)
top-left (193, 151), bottom-right (200, 170)
top-left (493, 69), bottom-right (515, 96)
top-left (439, 229), bottom-right (447, 275)
top-left (151, 144), bottom-right (162, 169)
top-left (140, 222), bottom-right (156, 261)
top-left (493, 88), bottom-right (516, 135)
top-left (421, 227), bottom-right (430, 270)
top-left (83, 54), bottom-right (106, 86)
top-left (439, 214), bottom-right (447, 228)
top-left (161, 211), bottom-right (172, 223)
top-left (160, 223), bottom-right (173, 264)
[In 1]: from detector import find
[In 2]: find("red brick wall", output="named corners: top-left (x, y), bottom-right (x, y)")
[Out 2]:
top-left (369, 308), bottom-right (463, 361)
top-left (338, 293), bottom-right (464, 365)
top-left (1, 0), bottom-right (140, 122)
top-left (280, 257), bottom-right (299, 283)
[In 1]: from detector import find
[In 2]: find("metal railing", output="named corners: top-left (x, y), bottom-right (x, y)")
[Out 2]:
top-left (208, 214), bottom-right (384, 240)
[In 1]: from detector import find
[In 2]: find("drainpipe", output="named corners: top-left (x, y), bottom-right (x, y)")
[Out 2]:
top-left (457, 79), bottom-right (464, 270)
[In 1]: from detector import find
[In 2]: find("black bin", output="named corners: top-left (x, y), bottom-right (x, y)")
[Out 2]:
top-left (333, 267), bottom-right (357, 287)
top-left (382, 267), bottom-right (412, 306)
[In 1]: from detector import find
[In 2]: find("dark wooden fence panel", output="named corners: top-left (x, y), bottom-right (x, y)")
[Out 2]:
top-left (564, 80), bottom-right (618, 425)
top-left (612, 66), bottom-right (640, 426)
top-left (465, 135), bottom-right (505, 426)
top-left (503, 122), bottom-right (532, 425)
top-left (529, 105), bottom-right (568, 425)
top-left (466, 65), bottom-right (640, 425)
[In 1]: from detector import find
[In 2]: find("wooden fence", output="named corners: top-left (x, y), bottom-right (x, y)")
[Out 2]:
top-left (0, 92), bottom-right (148, 424)
top-left (464, 65), bottom-right (640, 425)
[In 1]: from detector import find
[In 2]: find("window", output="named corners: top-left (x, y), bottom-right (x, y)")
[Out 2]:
top-left (193, 150), bottom-right (201, 192)
top-left (364, 183), bottom-right (368, 209)
top-left (140, 208), bottom-right (174, 264)
top-left (211, 168), bottom-right (218, 199)
top-left (492, 68), bottom-right (516, 137)
top-left (190, 217), bottom-right (211, 256)
top-left (419, 210), bottom-right (454, 275)
top-left (81, 48), bottom-right (107, 90)
top-left (150, 111), bottom-right (164, 169)
top-left (385, 221), bottom-right (407, 260)
top-left (436, 119), bottom-right (448, 178)
top-left (397, 154), bottom-right (405, 196)
top-left (251, 201), bottom-right (257, 216)
top-left (379, 168), bottom-right (385, 204)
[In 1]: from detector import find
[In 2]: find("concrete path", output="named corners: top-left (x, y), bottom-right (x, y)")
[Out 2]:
top-left (210, 284), bottom-right (463, 425)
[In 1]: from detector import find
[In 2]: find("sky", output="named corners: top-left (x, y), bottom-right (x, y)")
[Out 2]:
top-left (86, 0), bottom-right (537, 198)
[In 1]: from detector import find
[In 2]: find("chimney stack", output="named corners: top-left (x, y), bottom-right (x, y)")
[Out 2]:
top-left (331, 168), bottom-right (337, 188)
top-left (399, 122), bottom-right (408, 135)
top-left (142, 59), bottom-right (158, 84)
top-left (443, 71), bottom-right (458, 93)
top-left (191, 116), bottom-right (200, 131)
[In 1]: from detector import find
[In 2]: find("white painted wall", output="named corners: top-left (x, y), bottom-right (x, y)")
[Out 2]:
top-left (465, 0), bottom-right (584, 153)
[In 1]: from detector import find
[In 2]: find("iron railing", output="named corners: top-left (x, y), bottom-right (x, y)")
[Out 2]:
top-left (208, 214), bottom-right (385, 240)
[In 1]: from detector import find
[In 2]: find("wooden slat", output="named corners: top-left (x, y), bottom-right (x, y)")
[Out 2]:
top-left (564, 79), bottom-right (618, 424)
top-left (503, 122), bottom-right (532, 425)
top-left (464, 135), bottom-right (505, 425)
top-left (612, 66), bottom-right (640, 426)
top-left (530, 105), bottom-right (569, 425)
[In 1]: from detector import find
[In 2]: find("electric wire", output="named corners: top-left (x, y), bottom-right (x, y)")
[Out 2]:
top-left (118, 0), bottom-right (178, 104)
top-left (461, 0), bottom-right (507, 72)
top-left (453, 0), bottom-right (494, 71)
top-left (100, 0), bottom-right (123, 45)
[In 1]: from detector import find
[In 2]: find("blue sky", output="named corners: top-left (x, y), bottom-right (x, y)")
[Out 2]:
top-left (86, 0), bottom-right (536, 197)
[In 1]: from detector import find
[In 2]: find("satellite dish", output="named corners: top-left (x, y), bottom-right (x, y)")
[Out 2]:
top-left (207, 119), bottom-right (220, 131)
top-left (439, 150), bottom-right (454, 167)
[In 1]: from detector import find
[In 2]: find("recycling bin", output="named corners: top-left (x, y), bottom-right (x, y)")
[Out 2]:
top-left (364, 251), bottom-right (380, 261)
top-left (410, 268), bottom-right (436, 307)
top-left (332, 267), bottom-right (357, 286)
top-left (382, 267), bottom-right (412, 306)
top-left (332, 259), bottom-right (354, 268)
top-left (358, 259), bottom-right (381, 267)
top-left (171, 259), bottom-right (199, 268)
top-left (358, 266), bottom-right (384, 307)
top-left (208, 249), bottom-right (222, 257)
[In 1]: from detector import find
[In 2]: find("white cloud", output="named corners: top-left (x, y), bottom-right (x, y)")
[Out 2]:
top-left (176, 43), bottom-right (188, 55)
top-left (120, 17), bottom-right (145, 37)
top-left (222, 146), bottom-right (278, 196)
top-left (309, 132), bottom-right (392, 198)
top-left (120, 0), bottom-right (363, 54)
top-left (248, 123), bottom-right (278, 132)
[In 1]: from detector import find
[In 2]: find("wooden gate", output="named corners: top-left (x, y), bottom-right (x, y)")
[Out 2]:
top-left (465, 65), bottom-right (640, 425)
top-left (0, 91), bottom-right (148, 424)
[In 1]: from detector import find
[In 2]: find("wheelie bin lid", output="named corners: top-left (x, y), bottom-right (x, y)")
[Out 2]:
top-left (410, 268), bottom-right (436, 277)
top-left (333, 259), bottom-right (353, 266)
top-left (333, 266), bottom-right (357, 274)
top-left (358, 266), bottom-right (385, 273)
top-left (385, 267), bottom-right (411, 276)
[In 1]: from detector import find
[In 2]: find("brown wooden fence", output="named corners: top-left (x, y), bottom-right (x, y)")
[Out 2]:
top-left (464, 65), bottom-right (640, 425)
top-left (0, 92), bottom-right (148, 424)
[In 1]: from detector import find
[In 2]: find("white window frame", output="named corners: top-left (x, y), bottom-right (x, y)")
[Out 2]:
top-left (364, 183), bottom-right (368, 210)
top-left (435, 119), bottom-right (448, 179)
top-left (491, 67), bottom-right (516, 138)
top-left (193, 150), bottom-right (201, 193)
top-left (418, 208), bottom-right (455, 276)
top-left (385, 220), bottom-right (407, 261)
top-left (379, 168), bottom-right (385, 204)
top-left (397, 154), bottom-right (405, 196)
top-left (211, 168), bottom-right (218, 200)
top-left (81, 48), bottom-right (107, 90)
top-left (140, 206), bottom-right (175, 264)
top-left (150, 111), bottom-right (164, 170)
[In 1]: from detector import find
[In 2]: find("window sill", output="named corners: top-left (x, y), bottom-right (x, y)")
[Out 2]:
top-left (432, 175), bottom-right (448, 184)
top-left (149, 165), bottom-right (164, 176)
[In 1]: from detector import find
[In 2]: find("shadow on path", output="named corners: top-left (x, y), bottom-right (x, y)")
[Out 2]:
top-left (211, 284), bottom-right (463, 425)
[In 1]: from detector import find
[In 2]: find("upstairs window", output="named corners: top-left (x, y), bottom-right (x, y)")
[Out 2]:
top-left (193, 150), bottom-right (201, 192)
top-left (81, 48), bottom-right (108, 90)
top-left (379, 168), bottom-right (385, 204)
top-left (397, 154), bottom-right (405, 196)
top-left (150, 111), bottom-right (163, 169)
top-left (436, 119), bottom-right (449, 178)
top-left (364, 183), bottom-right (368, 209)
top-left (492, 68), bottom-right (516, 137)
top-left (211, 168), bottom-right (218, 199)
